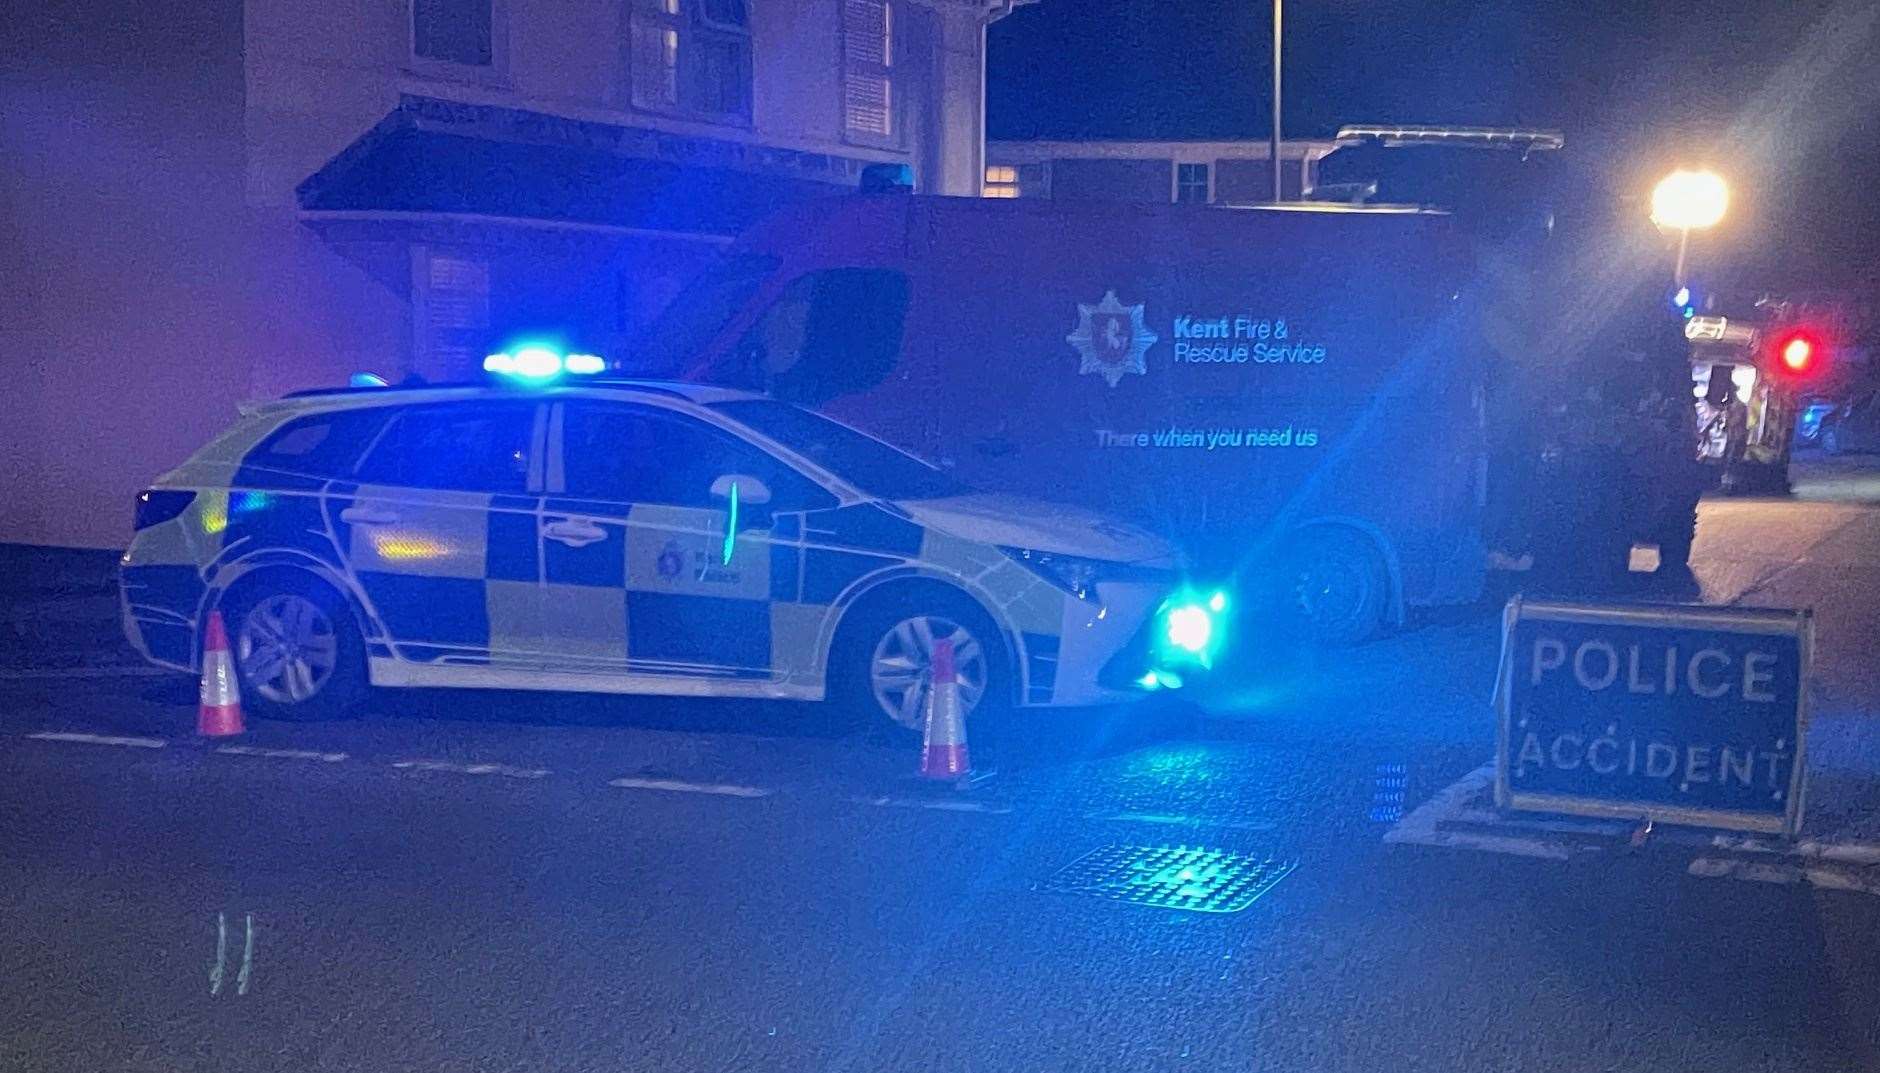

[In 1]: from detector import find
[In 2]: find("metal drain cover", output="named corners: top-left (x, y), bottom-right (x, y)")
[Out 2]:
top-left (1037, 844), bottom-right (1296, 913)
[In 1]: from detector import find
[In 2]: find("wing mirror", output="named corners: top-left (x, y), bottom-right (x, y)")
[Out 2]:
top-left (709, 474), bottom-right (772, 506)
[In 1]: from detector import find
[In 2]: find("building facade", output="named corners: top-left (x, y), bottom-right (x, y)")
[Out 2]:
top-left (3, 0), bottom-right (1019, 548)
top-left (984, 138), bottom-right (1338, 204)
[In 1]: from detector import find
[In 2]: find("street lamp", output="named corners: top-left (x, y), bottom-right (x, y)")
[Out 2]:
top-left (1271, 0), bottom-right (1283, 202)
top-left (1650, 169), bottom-right (1729, 285)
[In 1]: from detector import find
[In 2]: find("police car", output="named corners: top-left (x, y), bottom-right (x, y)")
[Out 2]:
top-left (121, 355), bottom-right (1221, 731)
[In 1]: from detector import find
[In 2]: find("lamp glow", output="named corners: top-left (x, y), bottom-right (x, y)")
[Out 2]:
top-left (1650, 170), bottom-right (1729, 231)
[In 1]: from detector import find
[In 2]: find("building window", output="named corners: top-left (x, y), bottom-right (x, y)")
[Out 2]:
top-left (843, 0), bottom-right (896, 145)
top-left (983, 163), bottom-right (1042, 198)
top-left (1175, 162), bottom-right (1210, 203)
top-left (984, 165), bottom-right (1018, 198)
top-left (631, 0), bottom-right (752, 122)
top-left (412, 0), bottom-right (496, 67)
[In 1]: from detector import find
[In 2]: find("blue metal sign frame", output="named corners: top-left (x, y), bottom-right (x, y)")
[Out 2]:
top-left (1494, 597), bottom-right (1813, 836)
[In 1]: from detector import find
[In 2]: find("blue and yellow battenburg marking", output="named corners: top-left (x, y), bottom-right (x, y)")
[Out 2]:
top-left (117, 393), bottom-right (1088, 703)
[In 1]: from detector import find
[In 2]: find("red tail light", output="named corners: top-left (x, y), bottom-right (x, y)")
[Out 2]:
top-left (1767, 327), bottom-right (1826, 379)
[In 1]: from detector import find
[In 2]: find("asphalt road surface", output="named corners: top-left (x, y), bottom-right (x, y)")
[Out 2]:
top-left (3, 459), bottom-right (1879, 1072)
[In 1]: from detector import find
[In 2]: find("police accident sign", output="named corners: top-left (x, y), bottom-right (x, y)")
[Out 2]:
top-left (1495, 598), bottom-right (1813, 835)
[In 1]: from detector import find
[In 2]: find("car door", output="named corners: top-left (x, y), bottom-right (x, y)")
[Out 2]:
top-left (542, 400), bottom-right (804, 680)
top-left (334, 401), bottom-right (546, 666)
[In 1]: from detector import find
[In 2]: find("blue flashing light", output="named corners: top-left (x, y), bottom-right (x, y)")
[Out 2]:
top-left (349, 372), bottom-right (389, 388)
top-left (1165, 605), bottom-right (1214, 654)
top-left (512, 346), bottom-right (562, 379)
top-left (1672, 286), bottom-right (1691, 309)
top-left (1134, 669), bottom-right (1185, 692)
top-left (1151, 588), bottom-right (1228, 671)
top-left (485, 345), bottom-right (607, 381)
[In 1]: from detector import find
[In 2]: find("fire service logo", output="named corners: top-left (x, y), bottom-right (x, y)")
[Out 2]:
top-left (1066, 290), bottom-right (1158, 387)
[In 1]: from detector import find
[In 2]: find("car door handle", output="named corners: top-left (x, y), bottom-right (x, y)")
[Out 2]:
top-left (339, 506), bottom-right (399, 526)
top-left (543, 519), bottom-right (608, 547)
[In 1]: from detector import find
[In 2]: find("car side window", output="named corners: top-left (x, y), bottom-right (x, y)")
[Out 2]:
top-left (729, 269), bottom-right (909, 405)
top-left (561, 402), bottom-right (823, 508)
top-left (356, 404), bottom-right (537, 493)
top-left (246, 408), bottom-right (393, 479)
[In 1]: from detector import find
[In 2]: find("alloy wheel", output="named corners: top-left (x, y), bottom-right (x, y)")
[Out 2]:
top-left (868, 615), bottom-right (988, 731)
top-left (236, 594), bottom-right (340, 705)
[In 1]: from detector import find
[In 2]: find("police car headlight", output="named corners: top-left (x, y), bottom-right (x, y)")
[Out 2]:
top-left (1151, 588), bottom-right (1230, 670)
top-left (998, 547), bottom-right (1132, 602)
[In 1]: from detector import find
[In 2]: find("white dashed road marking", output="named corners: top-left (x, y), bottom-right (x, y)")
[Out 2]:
top-left (26, 731), bottom-right (168, 749)
top-left (609, 777), bottom-right (772, 798)
top-left (392, 759), bottom-right (551, 779)
top-left (0, 666), bottom-right (175, 681)
top-left (216, 745), bottom-right (348, 763)
top-left (855, 795), bottom-right (1012, 814)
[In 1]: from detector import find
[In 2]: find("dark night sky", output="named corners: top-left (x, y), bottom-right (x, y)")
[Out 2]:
top-left (988, 0), bottom-right (1880, 298)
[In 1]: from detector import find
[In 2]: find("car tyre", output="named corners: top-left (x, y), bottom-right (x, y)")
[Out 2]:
top-left (1276, 528), bottom-right (1390, 647)
top-left (828, 587), bottom-right (1008, 741)
top-left (218, 572), bottom-right (368, 721)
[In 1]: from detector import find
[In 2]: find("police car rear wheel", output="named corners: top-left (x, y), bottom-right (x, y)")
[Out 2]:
top-left (223, 575), bottom-right (366, 720)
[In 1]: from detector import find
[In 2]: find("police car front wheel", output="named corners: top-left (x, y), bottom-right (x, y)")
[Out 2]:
top-left (221, 574), bottom-right (367, 721)
top-left (868, 614), bottom-right (990, 732)
top-left (830, 595), bottom-right (1005, 737)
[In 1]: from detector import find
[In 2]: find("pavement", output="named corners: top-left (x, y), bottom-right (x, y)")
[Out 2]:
top-left (3, 457), bottom-right (1880, 1072)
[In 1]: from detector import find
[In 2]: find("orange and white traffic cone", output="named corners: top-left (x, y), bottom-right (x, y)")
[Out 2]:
top-left (198, 610), bottom-right (245, 738)
top-left (918, 637), bottom-right (970, 781)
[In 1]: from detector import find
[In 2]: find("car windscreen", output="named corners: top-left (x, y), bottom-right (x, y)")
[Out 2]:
top-left (707, 399), bottom-right (965, 501)
top-left (629, 254), bottom-right (779, 379)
